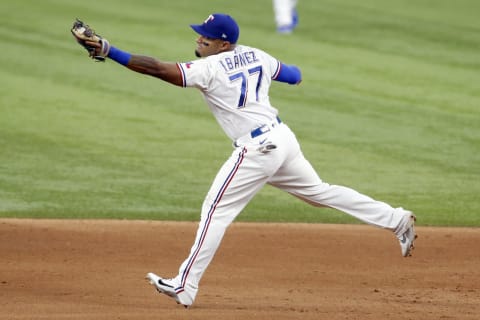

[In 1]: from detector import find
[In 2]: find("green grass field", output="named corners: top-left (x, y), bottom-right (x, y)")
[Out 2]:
top-left (0, 0), bottom-right (479, 226)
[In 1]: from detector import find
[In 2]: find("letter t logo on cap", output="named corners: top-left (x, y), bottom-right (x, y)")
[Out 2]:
top-left (204, 14), bottom-right (215, 24)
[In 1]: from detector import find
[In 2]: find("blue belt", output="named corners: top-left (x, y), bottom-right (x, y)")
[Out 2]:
top-left (250, 116), bottom-right (282, 138)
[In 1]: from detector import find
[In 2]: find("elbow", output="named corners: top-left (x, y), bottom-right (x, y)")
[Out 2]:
top-left (275, 63), bottom-right (302, 85)
top-left (289, 66), bottom-right (302, 85)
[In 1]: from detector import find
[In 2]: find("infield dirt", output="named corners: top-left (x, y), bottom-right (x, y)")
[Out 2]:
top-left (1, 219), bottom-right (478, 319)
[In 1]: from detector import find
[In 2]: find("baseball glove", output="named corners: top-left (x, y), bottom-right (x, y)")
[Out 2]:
top-left (71, 19), bottom-right (110, 61)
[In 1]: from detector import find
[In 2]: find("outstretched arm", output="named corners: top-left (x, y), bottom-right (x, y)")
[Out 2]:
top-left (125, 54), bottom-right (183, 87)
top-left (87, 41), bottom-right (183, 87)
top-left (71, 20), bottom-right (183, 86)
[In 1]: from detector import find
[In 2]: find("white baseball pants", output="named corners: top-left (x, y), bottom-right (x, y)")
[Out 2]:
top-left (173, 123), bottom-right (407, 302)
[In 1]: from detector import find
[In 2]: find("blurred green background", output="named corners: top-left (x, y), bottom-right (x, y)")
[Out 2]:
top-left (0, 0), bottom-right (479, 226)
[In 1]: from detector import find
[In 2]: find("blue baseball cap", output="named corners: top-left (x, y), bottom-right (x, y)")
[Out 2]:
top-left (190, 13), bottom-right (240, 44)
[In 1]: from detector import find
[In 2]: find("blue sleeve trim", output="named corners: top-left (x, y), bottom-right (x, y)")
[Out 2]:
top-left (177, 63), bottom-right (187, 87)
top-left (273, 60), bottom-right (281, 79)
top-left (107, 46), bottom-right (131, 66)
top-left (273, 63), bottom-right (302, 84)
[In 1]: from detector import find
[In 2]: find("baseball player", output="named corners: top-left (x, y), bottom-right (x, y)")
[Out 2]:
top-left (273, 0), bottom-right (299, 33)
top-left (71, 13), bottom-right (417, 308)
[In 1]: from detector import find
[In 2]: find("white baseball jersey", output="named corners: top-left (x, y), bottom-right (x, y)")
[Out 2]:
top-left (177, 45), bottom-right (281, 141)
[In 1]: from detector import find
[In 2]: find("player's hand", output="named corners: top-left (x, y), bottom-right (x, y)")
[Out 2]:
top-left (71, 19), bottom-right (110, 62)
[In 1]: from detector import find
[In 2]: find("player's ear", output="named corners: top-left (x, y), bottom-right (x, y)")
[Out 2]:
top-left (220, 41), bottom-right (232, 51)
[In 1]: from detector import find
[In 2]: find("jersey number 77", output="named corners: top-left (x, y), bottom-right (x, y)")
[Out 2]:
top-left (228, 66), bottom-right (263, 108)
